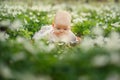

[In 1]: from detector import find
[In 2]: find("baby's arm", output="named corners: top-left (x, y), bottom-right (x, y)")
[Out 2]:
top-left (69, 31), bottom-right (81, 43)
top-left (76, 36), bottom-right (81, 43)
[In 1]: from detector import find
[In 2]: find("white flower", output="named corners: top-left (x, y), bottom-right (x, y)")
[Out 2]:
top-left (34, 19), bottom-right (39, 23)
top-left (31, 6), bottom-right (41, 11)
top-left (94, 36), bottom-right (104, 47)
top-left (30, 15), bottom-right (36, 20)
top-left (0, 64), bottom-right (13, 78)
top-left (78, 75), bottom-right (89, 80)
top-left (80, 12), bottom-right (91, 17)
top-left (29, 12), bottom-right (33, 15)
top-left (0, 20), bottom-right (10, 26)
top-left (12, 52), bottom-right (26, 61)
top-left (23, 41), bottom-right (36, 54)
top-left (24, 18), bottom-right (28, 24)
top-left (110, 32), bottom-right (120, 40)
top-left (106, 72), bottom-right (120, 80)
top-left (16, 36), bottom-right (26, 43)
top-left (102, 25), bottom-right (108, 29)
top-left (71, 12), bottom-right (79, 18)
top-left (47, 14), bottom-right (53, 18)
top-left (1, 13), bottom-right (7, 16)
top-left (111, 12), bottom-right (117, 19)
top-left (73, 17), bottom-right (87, 23)
top-left (0, 32), bottom-right (9, 41)
top-left (92, 55), bottom-right (109, 67)
top-left (16, 37), bottom-right (37, 54)
top-left (92, 26), bottom-right (103, 36)
top-left (35, 41), bottom-right (55, 53)
top-left (9, 19), bottom-right (23, 30)
top-left (19, 73), bottom-right (51, 80)
top-left (105, 32), bottom-right (120, 51)
top-left (80, 37), bottom-right (94, 51)
top-left (37, 13), bottom-right (40, 16)
top-left (12, 11), bottom-right (18, 17)
top-left (110, 52), bottom-right (120, 66)
top-left (111, 22), bottom-right (120, 28)
top-left (52, 4), bottom-right (65, 11)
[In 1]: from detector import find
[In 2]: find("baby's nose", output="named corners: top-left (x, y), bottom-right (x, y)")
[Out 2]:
top-left (60, 30), bottom-right (64, 32)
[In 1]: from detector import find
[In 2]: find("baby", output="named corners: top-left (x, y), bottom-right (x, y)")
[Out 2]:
top-left (33, 11), bottom-right (80, 43)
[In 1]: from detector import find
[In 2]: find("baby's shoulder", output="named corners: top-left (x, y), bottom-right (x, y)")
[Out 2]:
top-left (40, 25), bottom-right (53, 31)
top-left (37, 25), bottom-right (53, 34)
top-left (33, 25), bottom-right (53, 40)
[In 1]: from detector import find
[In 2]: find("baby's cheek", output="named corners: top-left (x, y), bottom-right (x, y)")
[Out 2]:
top-left (64, 31), bottom-right (69, 34)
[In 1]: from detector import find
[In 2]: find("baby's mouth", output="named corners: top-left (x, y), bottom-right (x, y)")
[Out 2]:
top-left (55, 32), bottom-right (64, 36)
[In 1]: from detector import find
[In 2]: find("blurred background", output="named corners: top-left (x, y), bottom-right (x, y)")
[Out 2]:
top-left (0, 0), bottom-right (119, 4)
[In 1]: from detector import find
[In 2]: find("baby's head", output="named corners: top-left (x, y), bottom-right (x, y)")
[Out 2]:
top-left (53, 11), bottom-right (72, 36)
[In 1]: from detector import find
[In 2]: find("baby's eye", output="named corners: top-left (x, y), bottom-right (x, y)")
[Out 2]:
top-left (64, 28), bottom-right (67, 30)
top-left (56, 28), bottom-right (60, 30)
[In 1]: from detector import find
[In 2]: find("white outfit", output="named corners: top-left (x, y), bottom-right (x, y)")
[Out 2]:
top-left (33, 25), bottom-right (77, 43)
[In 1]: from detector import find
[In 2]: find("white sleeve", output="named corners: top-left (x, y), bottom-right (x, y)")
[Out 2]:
top-left (33, 25), bottom-right (52, 40)
top-left (69, 31), bottom-right (77, 42)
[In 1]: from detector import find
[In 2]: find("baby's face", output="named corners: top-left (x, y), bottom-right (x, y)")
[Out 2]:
top-left (53, 24), bottom-right (70, 36)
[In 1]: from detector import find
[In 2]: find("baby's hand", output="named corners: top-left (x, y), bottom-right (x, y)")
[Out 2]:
top-left (76, 37), bottom-right (81, 43)
top-left (69, 36), bottom-right (81, 46)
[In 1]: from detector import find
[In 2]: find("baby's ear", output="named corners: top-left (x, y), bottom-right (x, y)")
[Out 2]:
top-left (52, 23), bottom-right (54, 27)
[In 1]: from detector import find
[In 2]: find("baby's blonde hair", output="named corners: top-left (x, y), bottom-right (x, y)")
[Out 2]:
top-left (54, 11), bottom-right (71, 27)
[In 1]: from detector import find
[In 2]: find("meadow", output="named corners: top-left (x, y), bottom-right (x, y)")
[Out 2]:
top-left (0, 1), bottom-right (120, 80)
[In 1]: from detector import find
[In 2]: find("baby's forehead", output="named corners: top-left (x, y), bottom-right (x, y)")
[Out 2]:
top-left (55, 23), bottom-right (70, 29)
top-left (56, 11), bottom-right (70, 16)
top-left (54, 11), bottom-right (71, 27)
top-left (55, 11), bottom-right (71, 20)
